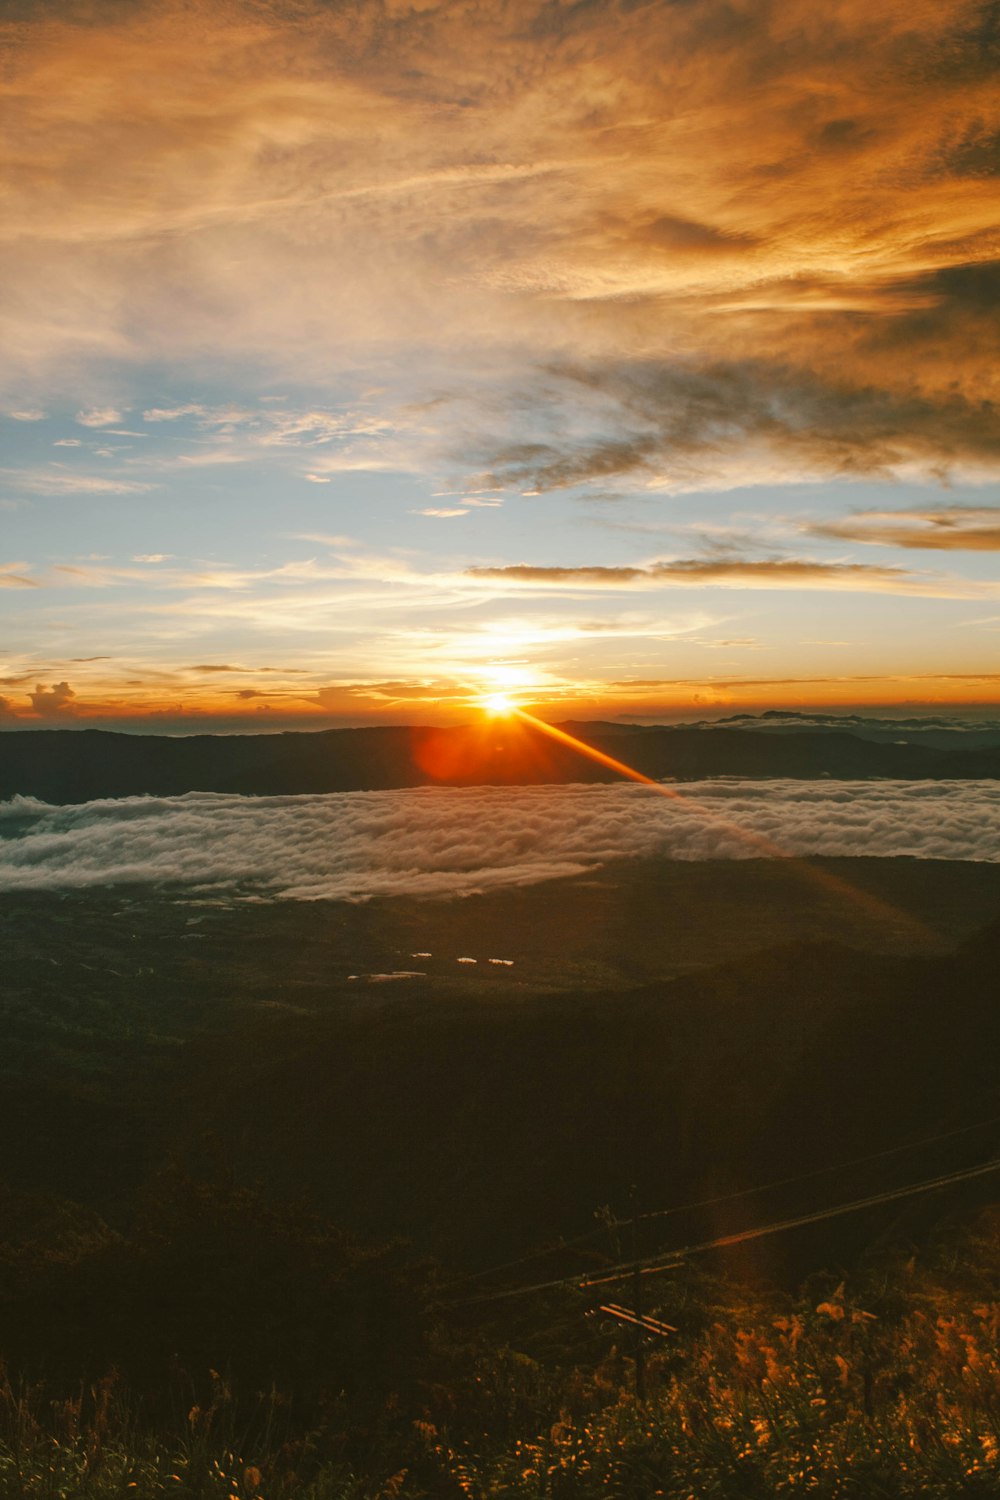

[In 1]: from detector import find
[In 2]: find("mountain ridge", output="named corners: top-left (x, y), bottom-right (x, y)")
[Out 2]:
top-left (2, 720), bottom-right (998, 803)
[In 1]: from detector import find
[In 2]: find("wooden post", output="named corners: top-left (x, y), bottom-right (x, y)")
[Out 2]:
top-left (630, 1184), bottom-right (646, 1404)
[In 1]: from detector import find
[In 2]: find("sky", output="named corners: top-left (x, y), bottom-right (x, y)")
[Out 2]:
top-left (1, 0), bottom-right (999, 732)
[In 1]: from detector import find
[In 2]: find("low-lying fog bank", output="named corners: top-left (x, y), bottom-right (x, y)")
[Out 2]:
top-left (1, 778), bottom-right (998, 900)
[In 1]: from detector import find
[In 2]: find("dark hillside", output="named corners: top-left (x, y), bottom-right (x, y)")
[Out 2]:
top-left (169, 926), bottom-right (1000, 1269)
top-left (1, 865), bottom-right (999, 1272)
top-left (1, 719), bottom-right (995, 802)
top-left (2, 881), bottom-right (1000, 1414)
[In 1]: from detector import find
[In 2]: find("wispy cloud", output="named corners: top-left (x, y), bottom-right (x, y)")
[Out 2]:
top-left (132, 400), bottom-right (411, 480)
top-left (1, 468), bottom-right (156, 496)
top-left (466, 556), bottom-right (997, 599)
top-left (2, 0), bottom-right (997, 491)
top-left (811, 507), bottom-right (1000, 551)
top-left (75, 406), bottom-right (126, 428)
top-left (611, 671), bottom-right (1000, 692)
top-left (141, 405), bottom-right (208, 423)
top-left (465, 361), bottom-right (1000, 494)
top-left (1, 0), bottom-right (998, 719)
top-left (142, 403), bottom-right (390, 448)
top-left (0, 570), bottom-right (39, 589)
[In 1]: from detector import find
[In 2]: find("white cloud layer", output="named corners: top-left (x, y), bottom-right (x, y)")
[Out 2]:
top-left (0, 780), bottom-right (998, 902)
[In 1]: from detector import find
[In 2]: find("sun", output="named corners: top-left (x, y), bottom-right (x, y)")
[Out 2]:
top-left (479, 691), bottom-right (517, 716)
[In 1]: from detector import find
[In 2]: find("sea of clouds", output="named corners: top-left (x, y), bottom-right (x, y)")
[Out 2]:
top-left (0, 780), bottom-right (998, 902)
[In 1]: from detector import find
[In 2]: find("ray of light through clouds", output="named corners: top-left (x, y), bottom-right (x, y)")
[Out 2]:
top-left (1, 0), bottom-right (999, 727)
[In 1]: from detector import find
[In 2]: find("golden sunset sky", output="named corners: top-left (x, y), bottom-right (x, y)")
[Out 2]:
top-left (1, 0), bottom-right (999, 729)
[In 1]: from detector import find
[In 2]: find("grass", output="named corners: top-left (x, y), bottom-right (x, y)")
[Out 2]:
top-left (430, 1255), bottom-right (1000, 1497)
top-left (3, 1224), bottom-right (1000, 1499)
top-left (0, 1370), bottom-right (402, 1500)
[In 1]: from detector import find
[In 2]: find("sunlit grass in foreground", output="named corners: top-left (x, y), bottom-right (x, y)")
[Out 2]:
top-left (4, 1236), bottom-right (1000, 1498)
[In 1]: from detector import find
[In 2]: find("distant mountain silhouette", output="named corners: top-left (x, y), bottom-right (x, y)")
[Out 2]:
top-left (1, 719), bottom-right (997, 802)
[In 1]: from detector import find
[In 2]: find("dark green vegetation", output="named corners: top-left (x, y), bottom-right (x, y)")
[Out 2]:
top-left (2, 719), bottom-right (1000, 802)
top-left (3, 860), bottom-right (1000, 1495)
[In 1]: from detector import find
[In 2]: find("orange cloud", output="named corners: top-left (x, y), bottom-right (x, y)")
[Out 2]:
top-left (811, 507), bottom-right (1000, 551)
top-left (466, 557), bottom-right (994, 598)
top-left (28, 680), bottom-right (77, 718)
top-left (1, 0), bottom-right (996, 488)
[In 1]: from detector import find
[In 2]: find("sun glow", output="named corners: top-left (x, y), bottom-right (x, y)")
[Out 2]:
top-left (479, 691), bottom-right (517, 716)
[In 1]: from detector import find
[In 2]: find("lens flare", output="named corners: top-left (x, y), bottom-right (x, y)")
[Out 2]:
top-left (505, 704), bottom-right (932, 945)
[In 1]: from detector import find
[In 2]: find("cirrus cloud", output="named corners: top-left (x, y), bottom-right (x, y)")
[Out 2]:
top-left (466, 556), bottom-right (997, 598)
top-left (810, 506), bottom-right (1000, 551)
top-left (2, 0), bottom-right (998, 491)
